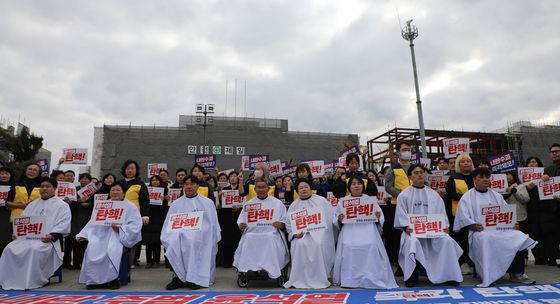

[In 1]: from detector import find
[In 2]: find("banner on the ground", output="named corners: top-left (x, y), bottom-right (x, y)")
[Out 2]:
top-left (56, 181), bottom-right (77, 201)
top-left (147, 163), bottom-right (167, 178)
top-left (479, 204), bottom-right (516, 230)
top-left (340, 195), bottom-right (378, 223)
top-left (13, 215), bottom-right (46, 240)
top-left (443, 138), bottom-right (470, 158)
top-left (488, 151), bottom-right (517, 173)
top-left (63, 148), bottom-right (88, 164)
top-left (289, 207), bottom-right (327, 234)
top-left (167, 211), bottom-right (203, 232)
top-left (148, 186), bottom-right (164, 205)
top-left (90, 200), bottom-right (127, 226)
top-left (408, 214), bottom-right (447, 238)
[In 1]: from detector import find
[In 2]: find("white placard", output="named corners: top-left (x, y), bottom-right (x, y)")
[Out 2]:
top-left (419, 158), bottom-right (431, 168)
top-left (0, 185), bottom-right (11, 207)
top-left (243, 200), bottom-right (277, 227)
top-left (303, 160), bottom-right (325, 178)
top-left (148, 186), bottom-right (165, 205)
top-left (289, 207), bottom-right (327, 234)
top-left (90, 200), bottom-right (128, 226)
top-left (221, 190), bottom-right (243, 208)
top-left (147, 163), bottom-right (167, 178)
top-left (13, 216), bottom-right (46, 240)
top-left (56, 181), bottom-right (77, 201)
top-left (479, 204), bottom-right (516, 230)
top-left (443, 138), bottom-right (470, 158)
top-left (427, 175), bottom-right (450, 192)
top-left (62, 148), bottom-right (88, 164)
top-left (340, 195), bottom-right (378, 223)
top-left (490, 174), bottom-right (508, 194)
top-left (376, 186), bottom-right (391, 205)
top-left (77, 182), bottom-right (98, 199)
top-left (168, 188), bottom-right (182, 204)
top-left (537, 176), bottom-right (560, 200)
top-left (326, 191), bottom-right (339, 208)
top-left (518, 167), bottom-right (544, 184)
top-left (241, 156), bottom-right (250, 171)
top-left (268, 160), bottom-right (283, 178)
top-left (94, 193), bottom-right (108, 203)
top-left (167, 211), bottom-right (204, 232)
top-left (408, 214), bottom-right (447, 238)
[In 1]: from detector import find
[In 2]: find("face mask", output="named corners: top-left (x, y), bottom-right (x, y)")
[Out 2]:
top-left (254, 170), bottom-right (263, 178)
top-left (400, 151), bottom-right (412, 161)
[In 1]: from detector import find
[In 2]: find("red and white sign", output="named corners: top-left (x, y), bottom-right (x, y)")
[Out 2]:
top-left (427, 175), bottom-right (450, 192)
top-left (63, 148), bottom-right (88, 165)
top-left (479, 204), bottom-right (516, 230)
top-left (241, 156), bottom-right (250, 171)
top-left (518, 167), bottom-right (544, 184)
top-left (94, 193), bottom-right (108, 203)
top-left (431, 170), bottom-right (449, 176)
top-left (490, 174), bottom-right (508, 194)
top-left (376, 186), bottom-right (392, 206)
top-left (340, 196), bottom-right (378, 223)
top-left (148, 186), bottom-right (165, 205)
top-left (221, 190), bottom-right (243, 208)
top-left (90, 200), bottom-right (127, 226)
top-left (326, 192), bottom-right (339, 208)
top-left (268, 160), bottom-right (283, 178)
top-left (77, 182), bottom-right (98, 199)
top-left (13, 216), bottom-right (46, 240)
top-left (408, 214), bottom-right (447, 238)
top-left (419, 158), bottom-right (431, 169)
top-left (147, 163), bottom-right (167, 179)
top-left (337, 156), bottom-right (347, 169)
top-left (0, 185), bottom-right (11, 207)
top-left (303, 160), bottom-right (325, 178)
top-left (167, 211), bottom-right (203, 232)
top-left (443, 138), bottom-right (470, 158)
top-left (168, 188), bottom-right (182, 204)
top-left (289, 207), bottom-right (327, 234)
top-left (538, 176), bottom-right (560, 200)
top-left (244, 201), bottom-right (276, 227)
top-left (56, 181), bottom-right (77, 200)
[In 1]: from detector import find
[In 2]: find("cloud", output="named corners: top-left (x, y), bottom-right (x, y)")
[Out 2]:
top-left (1, 0), bottom-right (559, 165)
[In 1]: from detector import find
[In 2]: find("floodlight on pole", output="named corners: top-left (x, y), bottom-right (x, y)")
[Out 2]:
top-left (401, 19), bottom-right (428, 158)
top-left (195, 104), bottom-right (215, 147)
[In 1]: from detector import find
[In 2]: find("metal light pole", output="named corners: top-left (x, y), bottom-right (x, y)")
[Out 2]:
top-left (402, 19), bottom-right (427, 158)
top-left (195, 104), bottom-right (215, 148)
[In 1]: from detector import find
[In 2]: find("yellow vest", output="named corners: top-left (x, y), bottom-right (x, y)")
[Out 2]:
top-left (125, 184), bottom-right (141, 211)
top-left (452, 179), bottom-right (469, 216)
top-left (11, 186), bottom-right (40, 222)
top-left (390, 168), bottom-right (411, 205)
top-left (345, 179), bottom-right (369, 196)
top-left (247, 184), bottom-right (275, 201)
top-left (197, 186), bottom-right (209, 198)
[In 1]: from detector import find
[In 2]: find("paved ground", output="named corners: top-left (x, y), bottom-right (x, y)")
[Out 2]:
top-left (40, 249), bottom-right (560, 292)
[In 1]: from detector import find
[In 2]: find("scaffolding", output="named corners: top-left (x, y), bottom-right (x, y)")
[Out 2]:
top-left (366, 127), bottom-right (508, 170)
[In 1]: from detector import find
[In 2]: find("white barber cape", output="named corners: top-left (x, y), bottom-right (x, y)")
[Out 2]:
top-left (77, 199), bottom-right (142, 285)
top-left (394, 185), bottom-right (463, 283)
top-left (0, 196), bottom-right (71, 290)
top-left (233, 195), bottom-right (289, 279)
top-left (453, 188), bottom-right (537, 287)
top-left (283, 194), bottom-right (335, 289)
top-left (332, 194), bottom-right (397, 289)
top-left (161, 194), bottom-right (220, 287)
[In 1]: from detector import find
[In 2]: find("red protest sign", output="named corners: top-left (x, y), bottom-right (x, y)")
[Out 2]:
top-left (408, 214), bottom-right (447, 238)
top-left (340, 196), bottom-right (377, 223)
top-left (479, 204), bottom-right (516, 230)
top-left (167, 211), bottom-right (203, 231)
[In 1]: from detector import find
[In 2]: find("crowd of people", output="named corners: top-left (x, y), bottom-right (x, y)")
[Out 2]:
top-left (0, 141), bottom-right (559, 291)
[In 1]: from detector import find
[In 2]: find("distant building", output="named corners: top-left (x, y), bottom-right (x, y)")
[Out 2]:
top-left (91, 115), bottom-right (359, 179)
top-left (502, 121), bottom-right (560, 166)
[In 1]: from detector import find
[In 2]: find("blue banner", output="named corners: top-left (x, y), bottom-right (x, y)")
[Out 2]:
top-left (488, 151), bottom-right (517, 173)
top-left (249, 155), bottom-right (269, 170)
top-left (194, 154), bottom-right (216, 169)
top-left (36, 158), bottom-right (49, 175)
top-left (3, 284), bottom-right (560, 303)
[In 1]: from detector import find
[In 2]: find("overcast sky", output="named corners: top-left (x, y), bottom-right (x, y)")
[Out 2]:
top-left (1, 0), bottom-right (559, 165)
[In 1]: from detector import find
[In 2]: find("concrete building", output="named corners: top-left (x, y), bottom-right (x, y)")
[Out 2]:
top-left (503, 121), bottom-right (560, 166)
top-left (91, 115), bottom-right (359, 179)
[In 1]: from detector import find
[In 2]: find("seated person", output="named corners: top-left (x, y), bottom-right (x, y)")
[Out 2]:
top-left (453, 167), bottom-right (536, 287)
top-left (0, 177), bottom-right (71, 290)
top-left (394, 164), bottom-right (463, 287)
top-left (162, 175), bottom-right (221, 290)
top-left (76, 183), bottom-right (142, 289)
top-left (234, 178), bottom-right (289, 279)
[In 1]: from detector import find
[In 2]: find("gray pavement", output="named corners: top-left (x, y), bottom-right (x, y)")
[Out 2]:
top-left (40, 248), bottom-right (560, 292)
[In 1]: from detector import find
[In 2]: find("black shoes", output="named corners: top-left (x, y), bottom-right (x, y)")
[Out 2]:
top-left (394, 266), bottom-right (404, 277)
top-left (442, 280), bottom-right (460, 286)
top-left (108, 279), bottom-right (120, 289)
top-left (166, 278), bottom-right (184, 290)
top-left (185, 281), bottom-right (202, 290)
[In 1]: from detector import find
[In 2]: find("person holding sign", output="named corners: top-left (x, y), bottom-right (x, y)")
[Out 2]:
top-left (453, 167), bottom-right (537, 287)
top-left (284, 179), bottom-right (335, 289)
top-left (161, 175), bottom-right (221, 290)
top-left (333, 176), bottom-right (397, 289)
top-left (218, 170), bottom-right (245, 268)
top-left (143, 175), bottom-right (168, 269)
top-left (0, 177), bottom-right (71, 290)
top-left (234, 178), bottom-right (289, 282)
top-left (76, 183), bottom-right (142, 289)
top-left (0, 167), bottom-right (14, 256)
top-left (394, 164), bottom-right (463, 287)
top-left (190, 164), bottom-right (216, 201)
top-left (539, 144), bottom-right (560, 266)
top-left (4, 162), bottom-right (42, 223)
